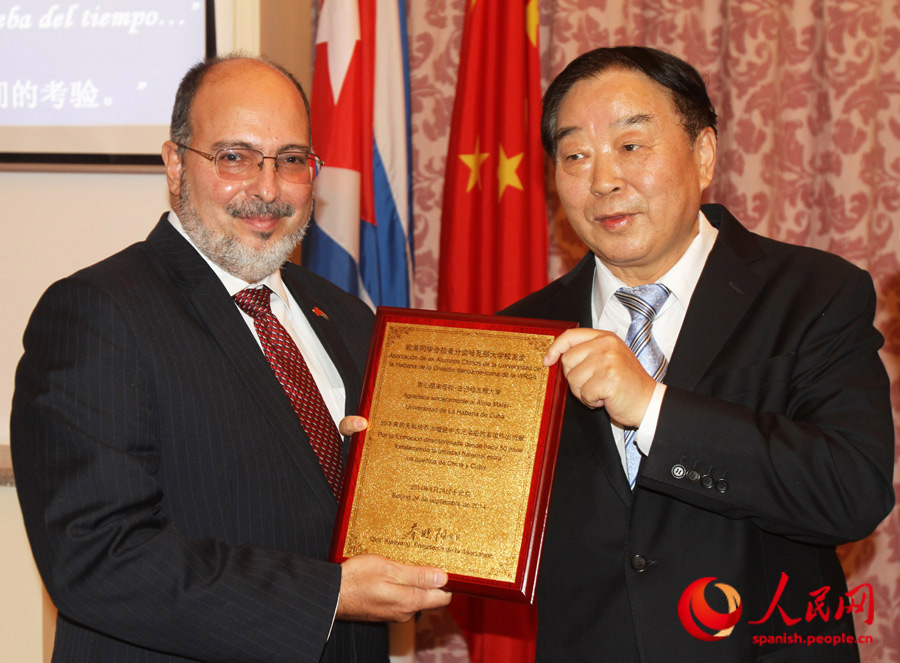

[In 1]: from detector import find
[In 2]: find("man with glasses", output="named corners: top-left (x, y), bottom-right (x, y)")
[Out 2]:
top-left (11, 55), bottom-right (450, 663)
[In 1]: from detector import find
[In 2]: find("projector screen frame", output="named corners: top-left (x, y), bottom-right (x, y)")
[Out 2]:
top-left (0, 0), bottom-right (217, 174)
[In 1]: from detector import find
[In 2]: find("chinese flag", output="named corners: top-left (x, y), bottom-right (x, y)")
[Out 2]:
top-left (437, 0), bottom-right (548, 315)
top-left (439, 1), bottom-right (544, 660)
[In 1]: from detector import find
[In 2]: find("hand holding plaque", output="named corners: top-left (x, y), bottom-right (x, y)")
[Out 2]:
top-left (331, 308), bottom-right (576, 602)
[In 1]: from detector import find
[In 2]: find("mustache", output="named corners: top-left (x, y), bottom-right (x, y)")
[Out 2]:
top-left (226, 199), bottom-right (296, 219)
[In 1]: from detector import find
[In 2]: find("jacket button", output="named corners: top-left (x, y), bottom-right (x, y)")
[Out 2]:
top-left (671, 464), bottom-right (686, 479)
top-left (631, 555), bottom-right (649, 572)
top-left (687, 469), bottom-right (701, 483)
top-left (716, 479), bottom-right (729, 494)
top-left (701, 474), bottom-right (714, 489)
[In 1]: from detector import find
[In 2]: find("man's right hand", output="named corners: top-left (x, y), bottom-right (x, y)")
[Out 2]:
top-left (337, 554), bottom-right (451, 622)
top-left (544, 327), bottom-right (657, 427)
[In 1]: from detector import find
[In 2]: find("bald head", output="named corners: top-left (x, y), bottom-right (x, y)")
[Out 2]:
top-left (169, 54), bottom-right (311, 149)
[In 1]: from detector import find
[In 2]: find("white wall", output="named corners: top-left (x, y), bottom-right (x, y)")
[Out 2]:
top-left (1, 170), bottom-right (169, 448)
top-left (0, 483), bottom-right (52, 662)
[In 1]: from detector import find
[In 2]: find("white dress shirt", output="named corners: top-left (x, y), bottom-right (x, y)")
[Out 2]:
top-left (590, 212), bottom-right (718, 475)
top-left (167, 211), bottom-right (347, 427)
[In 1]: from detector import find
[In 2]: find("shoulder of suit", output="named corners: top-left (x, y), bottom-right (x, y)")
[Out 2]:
top-left (24, 239), bottom-right (166, 333)
top-left (57, 214), bottom-right (186, 293)
top-left (49, 238), bottom-right (157, 296)
top-left (500, 281), bottom-right (564, 318)
top-left (704, 203), bottom-right (870, 282)
top-left (500, 252), bottom-right (593, 320)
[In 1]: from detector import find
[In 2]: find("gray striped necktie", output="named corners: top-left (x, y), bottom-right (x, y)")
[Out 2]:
top-left (614, 283), bottom-right (671, 488)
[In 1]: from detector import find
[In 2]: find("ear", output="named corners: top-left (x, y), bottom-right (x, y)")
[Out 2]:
top-left (695, 126), bottom-right (717, 192)
top-left (161, 141), bottom-right (184, 199)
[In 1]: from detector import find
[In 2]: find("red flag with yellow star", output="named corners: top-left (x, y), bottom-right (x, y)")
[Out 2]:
top-left (439, 3), bottom-right (543, 659)
top-left (437, 0), bottom-right (547, 314)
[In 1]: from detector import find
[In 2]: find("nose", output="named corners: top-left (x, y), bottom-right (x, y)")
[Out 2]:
top-left (246, 156), bottom-right (280, 202)
top-left (589, 152), bottom-right (623, 196)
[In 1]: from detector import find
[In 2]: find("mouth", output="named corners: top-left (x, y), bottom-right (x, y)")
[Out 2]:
top-left (238, 215), bottom-right (283, 234)
top-left (593, 212), bottom-right (635, 230)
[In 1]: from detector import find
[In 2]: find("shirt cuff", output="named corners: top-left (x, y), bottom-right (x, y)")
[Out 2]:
top-left (326, 580), bottom-right (340, 641)
top-left (635, 382), bottom-right (667, 456)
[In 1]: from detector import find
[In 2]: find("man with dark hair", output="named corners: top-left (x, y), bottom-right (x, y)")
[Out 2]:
top-left (11, 54), bottom-right (450, 663)
top-left (503, 46), bottom-right (894, 662)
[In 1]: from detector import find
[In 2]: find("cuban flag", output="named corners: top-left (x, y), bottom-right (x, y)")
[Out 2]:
top-left (303, 0), bottom-right (413, 308)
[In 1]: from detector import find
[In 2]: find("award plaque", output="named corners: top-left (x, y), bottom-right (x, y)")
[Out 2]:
top-left (330, 307), bottom-right (577, 603)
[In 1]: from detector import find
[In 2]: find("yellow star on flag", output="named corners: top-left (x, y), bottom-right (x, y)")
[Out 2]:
top-left (497, 145), bottom-right (524, 200)
top-left (526, 0), bottom-right (538, 47)
top-left (459, 137), bottom-right (490, 192)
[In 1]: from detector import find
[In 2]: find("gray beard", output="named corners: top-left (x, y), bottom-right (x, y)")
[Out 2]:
top-left (177, 177), bottom-right (308, 283)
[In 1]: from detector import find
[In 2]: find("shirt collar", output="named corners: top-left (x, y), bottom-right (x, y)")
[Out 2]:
top-left (593, 210), bottom-right (718, 317)
top-left (167, 210), bottom-right (293, 318)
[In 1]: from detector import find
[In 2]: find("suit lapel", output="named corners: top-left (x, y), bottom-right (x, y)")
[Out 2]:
top-left (666, 205), bottom-right (765, 390)
top-left (545, 253), bottom-right (634, 506)
top-left (146, 218), bottom-right (338, 510)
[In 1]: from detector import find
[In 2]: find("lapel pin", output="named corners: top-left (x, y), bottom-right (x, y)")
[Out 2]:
top-left (312, 306), bottom-right (330, 321)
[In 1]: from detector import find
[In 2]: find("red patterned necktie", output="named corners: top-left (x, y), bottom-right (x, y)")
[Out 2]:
top-left (233, 286), bottom-right (343, 499)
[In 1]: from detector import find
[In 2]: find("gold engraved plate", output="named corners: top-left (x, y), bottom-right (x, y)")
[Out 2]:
top-left (342, 322), bottom-right (552, 582)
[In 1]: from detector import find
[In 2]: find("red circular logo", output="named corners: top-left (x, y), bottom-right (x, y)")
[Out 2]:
top-left (678, 577), bottom-right (743, 641)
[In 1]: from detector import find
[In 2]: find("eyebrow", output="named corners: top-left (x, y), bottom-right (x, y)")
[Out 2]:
top-left (209, 140), bottom-right (312, 153)
top-left (555, 111), bottom-right (658, 147)
top-left (619, 112), bottom-right (655, 128)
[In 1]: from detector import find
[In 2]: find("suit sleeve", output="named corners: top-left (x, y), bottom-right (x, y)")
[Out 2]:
top-left (11, 276), bottom-right (342, 663)
top-left (642, 268), bottom-right (895, 545)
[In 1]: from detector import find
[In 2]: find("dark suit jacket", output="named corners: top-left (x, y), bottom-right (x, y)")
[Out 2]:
top-left (11, 216), bottom-right (387, 662)
top-left (502, 204), bottom-right (894, 663)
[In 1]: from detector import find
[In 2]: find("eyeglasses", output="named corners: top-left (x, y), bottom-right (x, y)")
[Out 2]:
top-left (176, 144), bottom-right (324, 184)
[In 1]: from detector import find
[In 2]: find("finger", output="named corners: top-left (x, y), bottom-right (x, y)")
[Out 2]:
top-left (392, 563), bottom-right (448, 589)
top-left (391, 588), bottom-right (453, 623)
top-left (338, 415), bottom-right (368, 437)
top-left (557, 339), bottom-right (627, 408)
top-left (564, 361), bottom-right (608, 409)
top-left (544, 328), bottom-right (605, 366)
top-left (413, 587), bottom-right (453, 612)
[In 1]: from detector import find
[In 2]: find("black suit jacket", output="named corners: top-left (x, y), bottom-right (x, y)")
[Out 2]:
top-left (11, 216), bottom-right (387, 662)
top-left (502, 204), bottom-right (894, 663)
